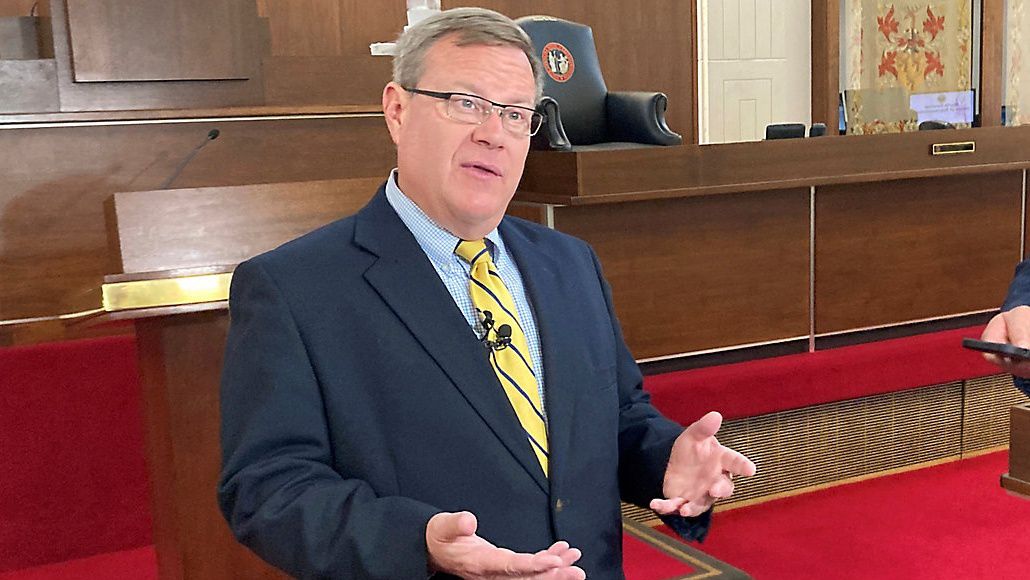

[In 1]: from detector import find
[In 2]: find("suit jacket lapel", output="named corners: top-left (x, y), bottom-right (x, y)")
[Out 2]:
top-left (500, 220), bottom-right (581, 498)
top-left (354, 191), bottom-right (548, 493)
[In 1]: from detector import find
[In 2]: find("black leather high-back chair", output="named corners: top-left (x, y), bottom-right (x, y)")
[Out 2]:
top-left (764, 123), bottom-right (806, 140)
top-left (516, 15), bottom-right (682, 151)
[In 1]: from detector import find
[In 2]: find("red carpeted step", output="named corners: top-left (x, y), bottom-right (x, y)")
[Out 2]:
top-left (645, 325), bottom-right (998, 423)
top-left (691, 451), bottom-right (1030, 579)
top-left (623, 532), bottom-right (697, 579)
top-left (0, 546), bottom-right (156, 580)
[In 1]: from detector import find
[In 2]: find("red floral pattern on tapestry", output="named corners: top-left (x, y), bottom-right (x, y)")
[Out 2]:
top-left (923, 7), bottom-right (946, 40)
top-left (875, 3), bottom-right (955, 90)
top-left (878, 6), bottom-right (899, 40)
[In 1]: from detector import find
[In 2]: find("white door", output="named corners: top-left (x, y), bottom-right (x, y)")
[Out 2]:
top-left (698, 0), bottom-right (812, 143)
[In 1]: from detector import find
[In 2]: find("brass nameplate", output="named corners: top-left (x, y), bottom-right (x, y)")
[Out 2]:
top-left (931, 141), bottom-right (975, 155)
top-left (102, 273), bottom-right (233, 312)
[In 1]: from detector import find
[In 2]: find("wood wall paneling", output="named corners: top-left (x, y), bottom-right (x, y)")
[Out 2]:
top-left (47, 0), bottom-right (263, 112)
top-left (136, 313), bottom-right (288, 579)
top-left (980, 0), bottom-right (1004, 127)
top-left (262, 55), bottom-right (392, 106)
top-left (260, 1), bottom-right (405, 106)
top-left (0, 59), bottom-right (58, 113)
top-left (65, 0), bottom-right (257, 82)
top-left (0, 16), bottom-right (38, 58)
top-left (264, 0), bottom-right (342, 57)
top-left (815, 172), bottom-right (1022, 334)
top-left (108, 178), bottom-right (384, 275)
top-left (0, 1), bottom-right (39, 18)
top-left (555, 189), bottom-right (811, 359)
top-left (450, 0), bottom-right (696, 144)
top-left (505, 201), bottom-right (549, 225)
top-left (810, 0), bottom-right (840, 133)
top-left (0, 116), bottom-right (395, 322)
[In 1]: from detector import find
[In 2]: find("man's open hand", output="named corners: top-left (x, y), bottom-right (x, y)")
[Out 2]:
top-left (650, 411), bottom-right (757, 517)
top-left (426, 511), bottom-right (585, 579)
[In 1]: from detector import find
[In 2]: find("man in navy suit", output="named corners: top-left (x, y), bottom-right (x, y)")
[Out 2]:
top-left (981, 263), bottom-right (1030, 396)
top-left (218, 8), bottom-right (756, 579)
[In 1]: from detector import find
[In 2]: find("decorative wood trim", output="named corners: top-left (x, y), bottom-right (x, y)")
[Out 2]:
top-left (518, 125), bottom-right (1030, 205)
top-left (689, 0), bottom-right (699, 144)
top-left (0, 104), bottom-right (381, 126)
top-left (811, 0), bottom-right (840, 134)
top-left (981, 0), bottom-right (1005, 127)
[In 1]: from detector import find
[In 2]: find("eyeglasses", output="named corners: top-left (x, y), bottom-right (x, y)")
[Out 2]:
top-left (404, 87), bottom-right (544, 137)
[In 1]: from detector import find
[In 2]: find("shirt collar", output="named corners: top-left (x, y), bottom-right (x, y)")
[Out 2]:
top-left (384, 169), bottom-right (506, 269)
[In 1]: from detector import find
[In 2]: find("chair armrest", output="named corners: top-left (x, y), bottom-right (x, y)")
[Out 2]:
top-left (605, 91), bottom-right (682, 146)
top-left (532, 96), bottom-right (572, 151)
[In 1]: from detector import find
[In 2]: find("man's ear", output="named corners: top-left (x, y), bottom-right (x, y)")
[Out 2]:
top-left (382, 82), bottom-right (407, 145)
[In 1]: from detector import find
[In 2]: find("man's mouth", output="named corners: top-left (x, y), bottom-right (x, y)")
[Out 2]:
top-left (461, 162), bottom-right (502, 177)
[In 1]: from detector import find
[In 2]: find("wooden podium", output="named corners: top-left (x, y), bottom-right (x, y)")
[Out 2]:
top-left (94, 178), bottom-right (381, 579)
top-left (1002, 403), bottom-right (1030, 498)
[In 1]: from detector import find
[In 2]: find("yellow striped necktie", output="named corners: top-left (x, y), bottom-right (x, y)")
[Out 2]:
top-left (455, 239), bottom-right (548, 476)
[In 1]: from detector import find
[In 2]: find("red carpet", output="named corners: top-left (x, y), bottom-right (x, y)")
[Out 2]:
top-left (1, 453), bottom-right (1026, 579)
top-left (0, 532), bottom-right (718, 580)
top-left (0, 336), bottom-right (151, 572)
top-left (0, 546), bottom-right (155, 580)
top-left (624, 532), bottom-right (698, 579)
top-left (692, 451), bottom-right (1030, 579)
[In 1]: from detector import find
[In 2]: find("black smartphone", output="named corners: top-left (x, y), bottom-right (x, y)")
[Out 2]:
top-left (962, 338), bottom-right (1030, 361)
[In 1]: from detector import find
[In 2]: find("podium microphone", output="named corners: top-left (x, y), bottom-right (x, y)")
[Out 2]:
top-left (159, 129), bottom-right (220, 189)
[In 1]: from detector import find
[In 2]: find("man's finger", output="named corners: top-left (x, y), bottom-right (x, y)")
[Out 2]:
top-left (998, 358), bottom-right (1030, 379)
top-left (499, 549), bottom-right (564, 574)
top-left (981, 312), bottom-right (1010, 343)
top-left (649, 497), bottom-right (686, 514)
top-left (541, 541), bottom-right (570, 556)
top-left (1005, 306), bottom-right (1030, 347)
top-left (553, 546), bottom-right (582, 567)
top-left (677, 499), bottom-right (712, 518)
top-left (540, 566), bottom-right (587, 580)
top-left (709, 475), bottom-right (735, 499)
top-left (723, 449), bottom-right (757, 477)
top-left (685, 411), bottom-right (723, 440)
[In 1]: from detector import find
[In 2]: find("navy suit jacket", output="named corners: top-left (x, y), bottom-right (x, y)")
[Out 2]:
top-left (217, 186), bottom-right (705, 579)
top-left (1001, 260), bottom-right (1030, 396)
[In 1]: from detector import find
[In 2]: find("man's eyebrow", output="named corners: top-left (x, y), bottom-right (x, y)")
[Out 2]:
top-left (452, 84), bottom-right (535, 108)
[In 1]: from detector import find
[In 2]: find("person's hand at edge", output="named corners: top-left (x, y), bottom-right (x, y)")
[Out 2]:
top-left (650, 411), bottom-right (757, 518)
top-left (981, 306), bottom-right (1030, 378)
top-left (426, 511), bottom-right (585, 579)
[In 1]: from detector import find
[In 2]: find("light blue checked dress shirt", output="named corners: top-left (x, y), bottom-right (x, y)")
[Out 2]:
top-left (384, 171), bottom-right (547, 416)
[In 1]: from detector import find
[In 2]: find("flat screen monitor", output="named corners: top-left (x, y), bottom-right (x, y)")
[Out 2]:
top-left (909, 90), bottom-right (974, 125)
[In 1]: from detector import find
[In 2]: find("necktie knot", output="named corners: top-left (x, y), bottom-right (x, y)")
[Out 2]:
top-left (455, 239), bottom-right (490, 266)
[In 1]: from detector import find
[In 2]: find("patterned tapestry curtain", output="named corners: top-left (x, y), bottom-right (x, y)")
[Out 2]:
top-left (843, 0), bottom-right (973, 134)
top-left (1005, 0), bottom-right (1028, 126)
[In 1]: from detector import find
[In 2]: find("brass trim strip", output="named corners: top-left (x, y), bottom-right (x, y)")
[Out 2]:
top-left (102, 273), bottom-right (232, 312)
top-left (813, 308), bottom-right (997, 337)
top-left (621, 519), bottom-right (722, 579)
top-left (931, 141), bottom-right (976, 155)
top-left (0, 308), bottom-right (105, 327)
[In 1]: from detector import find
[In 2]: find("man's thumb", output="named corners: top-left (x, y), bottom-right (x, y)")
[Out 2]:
top-left (432, 511), bottom-right (478, 541)
top-left (686, 410), bottom-right (723, 440)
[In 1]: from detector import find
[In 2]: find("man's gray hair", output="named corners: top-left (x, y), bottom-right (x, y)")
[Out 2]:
top-left (393, 7), bottom-right (544, 103)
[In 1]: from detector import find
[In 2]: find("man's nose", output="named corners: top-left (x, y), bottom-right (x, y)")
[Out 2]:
top-left (472, 108), bottom-right (507, 145)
